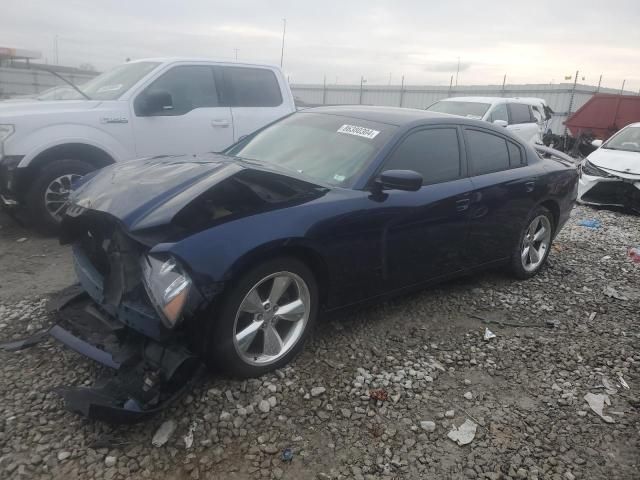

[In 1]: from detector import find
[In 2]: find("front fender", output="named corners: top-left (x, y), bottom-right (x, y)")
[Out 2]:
top-left (14, 124), bottom-right (132, 168)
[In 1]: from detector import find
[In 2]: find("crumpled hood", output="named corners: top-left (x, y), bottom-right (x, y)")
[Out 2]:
top-left (588, 148), bottom-right (640, 176)
top-left (69, 154), bottom-right (245, 231)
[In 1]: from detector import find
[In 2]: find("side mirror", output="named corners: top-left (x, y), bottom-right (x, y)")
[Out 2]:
top-left (376, 170), bottom-right (423, 192)
top-left (493, 119), bottom-right (508, 128)
top-left (138, 90), bottom-right (173, 116)
top-left (591, 139), bottom-right (603, 148)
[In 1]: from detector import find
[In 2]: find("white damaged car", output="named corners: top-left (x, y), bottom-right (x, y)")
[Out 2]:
top-left (578, 123), bottom-right (640, 213)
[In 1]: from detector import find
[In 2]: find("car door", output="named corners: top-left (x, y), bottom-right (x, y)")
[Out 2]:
top-left (377, 126), bottom-right (475, 289)
top-left (463, 127), bottom-right (537, 266)
top-left (507, 103), bottom-right (539, 143)
top-left (222, 66), bottom-right (292, 142)
top-left (131, 64), bottom-right (234, 157)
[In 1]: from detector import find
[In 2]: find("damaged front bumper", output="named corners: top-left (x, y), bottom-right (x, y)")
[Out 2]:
top-left (577, 172), bottom-right (640, 213)
top-left (47, 285), bottom-right (202, 423)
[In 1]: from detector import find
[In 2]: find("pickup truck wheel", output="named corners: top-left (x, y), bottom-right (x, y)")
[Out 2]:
top-left (27, 159), bottom-right (95, 234)
top-left (509, 206), bottom-right (554, 279)
top-left (205, 257), bottom-right (318, 378)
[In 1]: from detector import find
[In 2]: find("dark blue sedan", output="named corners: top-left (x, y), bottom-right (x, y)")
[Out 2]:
top-left (53, 106), bottom-right (577, 421)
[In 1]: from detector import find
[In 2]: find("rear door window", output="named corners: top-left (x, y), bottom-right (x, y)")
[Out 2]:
top-left (507, 141), bottom-right (524, 166)
top-left (383, 128), bottom-right (461, 185)
top-left (224, 67), bottom-right (283, 107)
top-left (508, 103), bottom-right (534, 124)
top-left (465, 129), bottom-right (510, 175)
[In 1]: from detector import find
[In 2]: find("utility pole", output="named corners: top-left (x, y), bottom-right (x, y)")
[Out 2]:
top-left (596, 74), bottom-right (602, 93)
top-left (455, 57), bottom-right (460, 86)
top-left (280, 18), bottom-right (286, 68)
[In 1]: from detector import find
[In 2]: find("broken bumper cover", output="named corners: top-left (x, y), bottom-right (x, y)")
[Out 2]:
top-left (47, 286), bottom-right (202, 423)
top-left (578, 173), bottom-right (640, 212)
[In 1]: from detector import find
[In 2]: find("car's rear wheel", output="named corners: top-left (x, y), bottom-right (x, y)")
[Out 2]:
top-left (27, 158), bottom-right (94, 234)
top-left (510, 206), bottom-right (554, 279)
top-left (206, 257), bottom-right (318, 378)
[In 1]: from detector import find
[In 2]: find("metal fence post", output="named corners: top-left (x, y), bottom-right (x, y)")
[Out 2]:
top-left (399, 75), bottom-right (404, 107)
top-left (562, 70), bottom-right (579, 143)
top-left (322, 75), bottom-right (327, 105)
top-left (359, 76), bottom-right (364, 104)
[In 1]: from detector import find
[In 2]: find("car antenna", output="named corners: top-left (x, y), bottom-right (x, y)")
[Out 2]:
top-left (39, 68), bottom-right (91, 100)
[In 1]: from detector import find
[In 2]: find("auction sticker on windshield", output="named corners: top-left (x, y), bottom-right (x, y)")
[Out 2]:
top-left (337, 124), bottom-right (380, 139)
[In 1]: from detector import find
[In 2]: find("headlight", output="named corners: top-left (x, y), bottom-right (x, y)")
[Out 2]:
top-left (581, 160), bottom-right (613, 178)
top-left (141, 254), bottom-right (192, 328)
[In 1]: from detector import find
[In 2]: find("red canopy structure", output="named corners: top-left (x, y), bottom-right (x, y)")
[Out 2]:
top-left (565, 93), bottom-right (640, 139)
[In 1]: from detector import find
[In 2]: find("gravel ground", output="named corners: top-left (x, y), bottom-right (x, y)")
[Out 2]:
top-left (0, 205), bottom-right (639, 480)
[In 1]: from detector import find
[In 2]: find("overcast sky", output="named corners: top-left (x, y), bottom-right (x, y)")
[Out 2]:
top-left (2, 0), bottom-right (639, 90)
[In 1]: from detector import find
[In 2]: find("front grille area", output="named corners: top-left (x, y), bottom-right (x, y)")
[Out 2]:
top-left (582, 181), bottom-right (640, 208)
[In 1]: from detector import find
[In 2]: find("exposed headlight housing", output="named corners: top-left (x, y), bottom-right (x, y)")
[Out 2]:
top-left (0, 124), bottom-right (15, 159)
top-left (141, 254), bottom-right (192, 329)
top-left (581, 160), bottom-right (614, 178)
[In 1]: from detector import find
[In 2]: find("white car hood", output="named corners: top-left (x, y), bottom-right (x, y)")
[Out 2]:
top-left (0, 99), bottom-right (102, 117)
top-left (588, 148), bottom-right (640, 176)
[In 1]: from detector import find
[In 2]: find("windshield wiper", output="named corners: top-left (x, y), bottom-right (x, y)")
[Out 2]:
top-left (40, 69), bottom-right (91, 100)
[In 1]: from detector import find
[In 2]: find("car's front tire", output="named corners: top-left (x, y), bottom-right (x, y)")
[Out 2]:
top-left (509, 206), bottom-right (554, 279)
top-left (205, 257), bottom-right (318, 378)
top-left (27, 158), bottom-right (95, 234)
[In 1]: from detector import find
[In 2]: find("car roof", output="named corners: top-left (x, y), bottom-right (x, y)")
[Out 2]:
top-left (127, 57), bottom-right (281, 70)
top-left (441, 96), bottom-right (544, 105)
top-left (299, 105), bottom-right (451, 126)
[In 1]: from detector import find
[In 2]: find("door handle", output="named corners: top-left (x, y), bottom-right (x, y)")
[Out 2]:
top-left (456, 198), bottom-right (470, 212)
top-left (525, 181), bottom-right (535, 193)
top-left (211, 119), bottom-right (230, 128)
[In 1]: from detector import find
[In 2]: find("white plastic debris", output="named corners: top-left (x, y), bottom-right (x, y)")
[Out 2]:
top-left (483, 328), bottom-right (496, 341)
top-left (183, 421), bottom-right (196, 449)
top-left (584, 393), bottom-right (615, 423)
top-left (152, 419), bottom-right (177, 447)
top-left (617, 374), bottom-right (630, 390)
top-left (447, 419), bottom-right (478, 446)
top-left (603, 286), bottom-right (629, 301)
top-left (601, 377), bottom-right (618, 395)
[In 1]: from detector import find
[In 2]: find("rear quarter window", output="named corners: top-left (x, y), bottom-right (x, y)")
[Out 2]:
top-left (225, 67), bottom-right (283, 107)
top-left (465, 129), bottom-right (511, 175)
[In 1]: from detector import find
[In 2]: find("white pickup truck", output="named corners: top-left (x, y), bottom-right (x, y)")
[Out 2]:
top-left (0, 58), bottom-right (296, 231)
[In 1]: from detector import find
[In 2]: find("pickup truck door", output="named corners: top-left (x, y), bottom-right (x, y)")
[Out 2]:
top-left (131, 65), bottom-right (234, 157)
top-left (221, 66), bottom-right (294, 142)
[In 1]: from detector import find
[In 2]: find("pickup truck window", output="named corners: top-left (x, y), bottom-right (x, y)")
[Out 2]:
top-left (224, 67), bottom-right (283, 107)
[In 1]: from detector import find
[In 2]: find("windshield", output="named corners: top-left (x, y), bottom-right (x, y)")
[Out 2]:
top-left (604, 126), bottom-right (640, 153)
top-left (426, 100), bottom-right (491, 120)
top-left (36, 61), bottom-right (160, 101)
top-left (227, 112), bottom-right (397, 187)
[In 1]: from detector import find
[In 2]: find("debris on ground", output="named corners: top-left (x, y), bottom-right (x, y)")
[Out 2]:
top-left (602, 377), bottom-right (618, 395)
top-left (627, 247), bottom-right (640, 264)
top-left (183, 421), bottom-right (196, 449)
top-left (617, 374), bottom-right (630, 390)
top-left (281, 447), bottom-right (294, 462)
top-left (483, 327), bottom-right (496, 341)
top-left (603, 285), bottom-right (629, 301)
top-left (420, 420), bottom-right (436, 433)
top-left (369, 388), bottom-right (389, 402)
top-left (545, 318), bottom-right (560, 328)
top-left (152, 419), bottom-right (177, 447)
top-left (447, 419), bottom-right (478, 446)
top-left (15, 237), bottom-right (28, 243)
top-left (578, 219), bottom-right (601, 229)
top-left (584, 393), bottom-right (615, 423)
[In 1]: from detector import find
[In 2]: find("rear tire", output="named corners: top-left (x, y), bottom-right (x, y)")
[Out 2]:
top-left (204, 257), bottom-right (318, 378)
top-left (26, 158), bottom-right (95, 234)
top-left (509, 206), bottom-right (554, 279)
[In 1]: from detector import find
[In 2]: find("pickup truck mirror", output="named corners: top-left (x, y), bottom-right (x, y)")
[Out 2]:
top-left (493, 119), bottom-right (508, 128)
top-left (138, 90), bottom-right (174, 116)
top-left (591, 139), bottom-right (603, 148)
top-left (376, 170), bottom-right (423, 192)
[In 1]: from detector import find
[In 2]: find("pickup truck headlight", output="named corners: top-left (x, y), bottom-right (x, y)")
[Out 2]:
top-left (141, 254), bottom-right (192, 328)
top-left (0, 124), bottom-right (15, 158)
